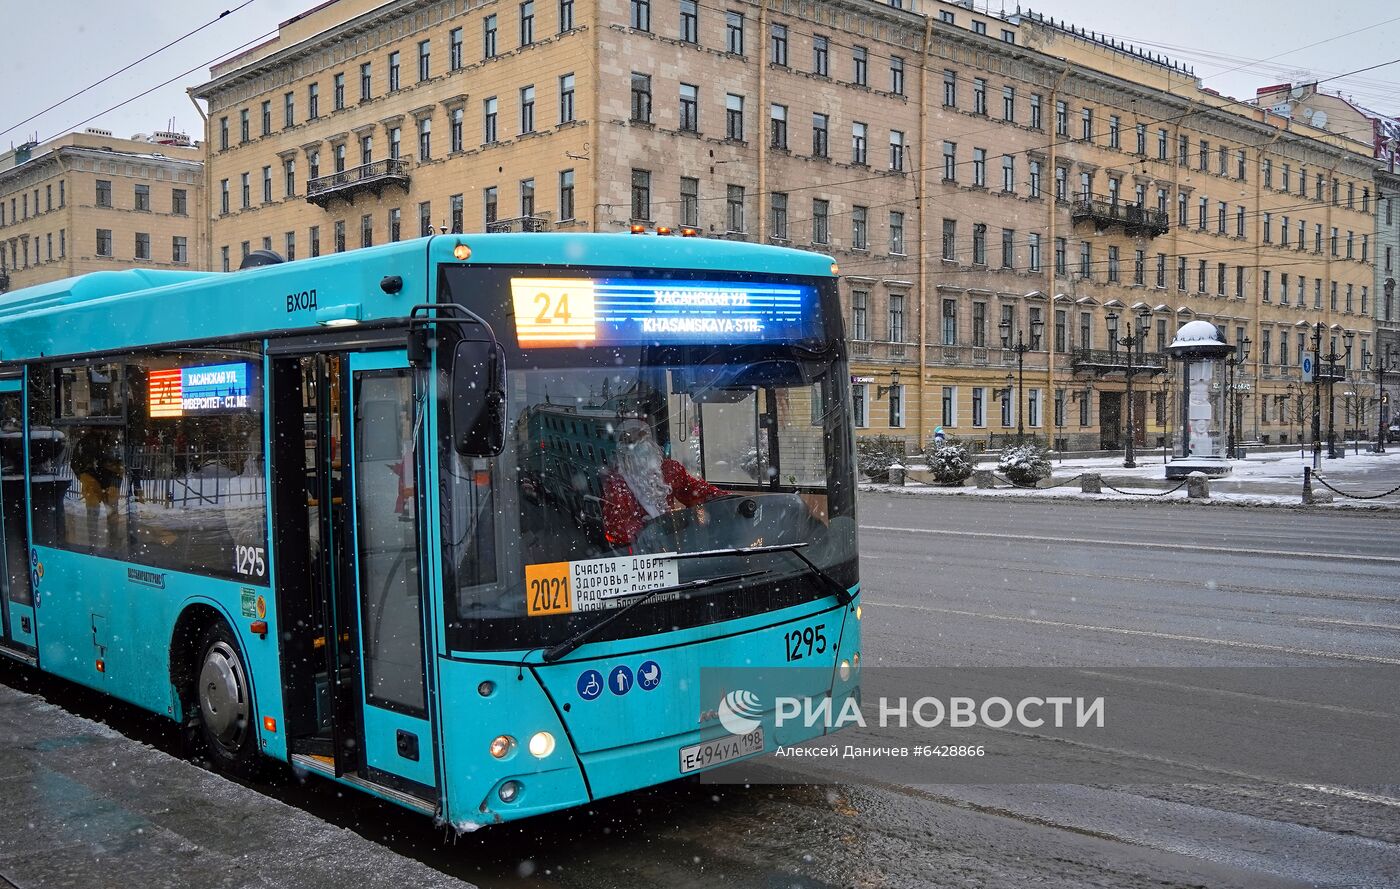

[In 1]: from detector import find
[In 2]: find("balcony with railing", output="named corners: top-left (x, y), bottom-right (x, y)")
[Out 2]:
top-left (1071, 347), bottom-right (1168, 376)
top-left (306, 159), bottom-right (410, 208)
top-left (1070, 195), bottom-right (1170, 238)
top-left (486, 214), bottom-right (552, 233)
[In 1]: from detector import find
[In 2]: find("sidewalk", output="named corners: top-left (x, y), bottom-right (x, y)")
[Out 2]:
top-left (0, 682), bottom-right (474, 889)
top-left (881, 448), bottom-right (1400, 508)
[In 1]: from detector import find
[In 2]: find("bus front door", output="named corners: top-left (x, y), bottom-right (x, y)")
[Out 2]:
top-left (341, 350), bottom-right (437, 799)
top-left (0, 377), bottom-right (37, 660)
top-left (273, 349), bottom-right (437, 809)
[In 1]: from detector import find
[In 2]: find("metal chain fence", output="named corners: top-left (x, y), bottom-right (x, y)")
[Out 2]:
top-left (1311, 475), bottom-right (1400, 501)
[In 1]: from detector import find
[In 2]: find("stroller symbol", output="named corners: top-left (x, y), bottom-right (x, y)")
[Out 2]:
top-left (638, 660), bottom-right (661, 690)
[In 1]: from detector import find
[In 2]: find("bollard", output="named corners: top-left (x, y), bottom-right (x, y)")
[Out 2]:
top-left (1080, 472), bottom-right (1102, 494)
top-left (888, 463), bottom-right (906, 487)
top-left (1186, 470), bottom-right (1210, 499)
top-left (973, 469), bottom-right (995, 489)
top-left (1301, 466), bottom-right (1334, 505)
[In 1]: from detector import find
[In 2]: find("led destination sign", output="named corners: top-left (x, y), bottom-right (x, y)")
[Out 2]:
top-left (510, 277), bottom-right (820, 348)
top-left (149, 362), bottom-right (255, 418)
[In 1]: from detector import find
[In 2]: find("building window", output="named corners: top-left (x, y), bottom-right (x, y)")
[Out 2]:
top-left (770, 104), bottom-right (787, 148)
top-left (240, 108), bottom-right (250, 142)
top-left (679, 0), bottom-right (697, 43)
top-left (814, 35), bottom-right (829, 75)
top-left (95, 179), bottom-right (112, 208)
top-left (261, 166), bottom-right (272, 203)
top-left (449, 106), bottom-right (464, 152)
top-left (449, 29), bottom-right (463, 70)
top-left (972, 148), bottom-right (986, 186)
top-left (484, 15), bottom-right (498, 58)
top-left (558, 73), bottom-right (575, 123)
top-left (943, 70), bottom-right (957, 107)
top-left (133, 183), bottom-right (150, 212)
top-left (941, 299), bottom-right (957, 345)
top-left (1107, 246), bottom-right (1120, 282)
top-left (520, 1), bottom-right (534, 45)
top-left (889, 211), bottom-right (905, 255)
top-left (852, 122), bottom-right (867, 164)
top-left (1108, 115), bottom-right (1120, 148)
top-left (334, 73), bottom-right (346, 110)
top-left (853, 46), bottom-right (868, 86)
top-left (171, 187), bottom-right (187, 216)
top-left (852, 292), bottom-right (869, 339)
top-left (770, 24), bottom-right (787, 65)
top-left (1001, 228), bottom-right (1015, 268)
top-left (1136, 122), bottom-right (1146, 155)
top-left (1029, 233), bottom-right (1042, 271)
top-left (942, 141), bottom-right (956, 181)
top-left (631, 169), bottom-right (651, 221)
top-left (726, 10), bottom-right (744, 54)
top-left (1081, 107), bottom-right (1093, 140)
top-left (942, 387), bottom-right (956, 428)
top-left (419, 201), bottom-right (433, 237)
top-left (1002, 155), bottom-right (1015, 192)
top-left (972, 388), bottom-right (985, 427)
top-left (888, 293), bottom-right (904, 342)
top-left (973, 78), bottom-right (987, 115)
top-left (890, 56), bottom-right (904, 95)
top-left (726, 94), bottom-right (744, 140)
top-left (484, 187), bottom-right (498, 225)
top-left (308, 83), bottom-right (319, 119)
top-left (972, 223), bottom-right (987, 265)
top-left (448, 193), bottom-right (464, 233)
top-left (361, 214), bottom-right (374, 248)
top-left (240, 172), bottom-right (251, 208)
top-left (942, 219), bottom-right (956, 260)
top-left (631, 0), bottom-right (650, 31)
top-left (520, 178), bottom-right (536, 217)
top-left (812, 199), bottom-right (829, 244)
top-left (813, 113), bottom-right (829, 157)
top-left (629, 73), bottom-right (653, 122)
top-left (484, 97), bottom-right (498, 143)
top-left (519, 86), bottom-right (535, 134)
top-left (134, 232), bottom-right (150, 260)
top-left (771, 192), bottom-right (788, 240)
top-left (852, 382), bottom-right (867, 428)
top-left (889, 130), bottom-right (904, 171)
top-left (680, 83), bottom-right (699, 132)
top-left (1003, 86), bottom-right (1016, 122)
top-left (96, 228), bottom-right (112, 256)
top-left (219, 179), bottom-right (229, 214)
top-left (852, 206), bottom-right (867, 250)
top-left (681, 177), bottom-right (699, 226)
top-left (726, 185), bottom-right (745, 232)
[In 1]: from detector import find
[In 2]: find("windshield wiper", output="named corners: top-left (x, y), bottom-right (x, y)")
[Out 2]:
top-left (540, 570), bottom-right (770, 663)
top-left (665, 542), bottom-right (854, 607)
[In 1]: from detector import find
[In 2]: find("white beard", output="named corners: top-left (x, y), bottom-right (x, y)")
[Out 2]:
top-left (617, 439), bottom-right (671, 518)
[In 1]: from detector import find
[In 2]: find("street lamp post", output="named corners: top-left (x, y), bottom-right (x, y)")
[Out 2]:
top-left (999, 315), bottom-right (1045, 444)
top-left (1376, 345), bottom-right (1396, 454)
top-left (1224, 336), bottom-right (1252, 459)
top-left (1106, 309), bottom-right (1151, 468)
top-left (1310, 323), bottom-right (1354, 462)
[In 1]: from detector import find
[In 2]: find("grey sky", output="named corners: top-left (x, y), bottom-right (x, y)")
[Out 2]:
top-left (1, 0), bottom-right (1396, 148)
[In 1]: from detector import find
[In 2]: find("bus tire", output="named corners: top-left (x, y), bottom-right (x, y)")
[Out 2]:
top-left (193, 621), bottom-right (260, 777)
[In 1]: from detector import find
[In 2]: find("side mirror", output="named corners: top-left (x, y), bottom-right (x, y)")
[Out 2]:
top-left (452, 339), bottom-right (505, 457)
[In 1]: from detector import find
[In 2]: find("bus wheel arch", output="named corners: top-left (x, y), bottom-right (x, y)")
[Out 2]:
top-left (170, 605), bottom-right (261, 776)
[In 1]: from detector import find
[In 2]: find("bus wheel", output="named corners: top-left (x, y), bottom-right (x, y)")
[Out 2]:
top-left (194, 622), bottom-right (259, 776)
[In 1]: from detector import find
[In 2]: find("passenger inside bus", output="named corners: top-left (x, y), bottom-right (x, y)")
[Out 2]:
top-left (69, 426), bottom-right (124, 546)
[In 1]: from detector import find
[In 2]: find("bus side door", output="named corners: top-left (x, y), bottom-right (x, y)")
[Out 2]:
top-left (344, 350), bottom-right (438, 796)
top-left (0, 375), bottom-right (37, 657)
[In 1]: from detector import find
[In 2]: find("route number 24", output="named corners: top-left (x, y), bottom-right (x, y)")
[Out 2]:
top-left (784, 623), bottom-right (828, 661)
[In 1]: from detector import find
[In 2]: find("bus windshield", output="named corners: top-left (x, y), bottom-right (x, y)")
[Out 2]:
top-left (441, 345), bottom-right (856, 652)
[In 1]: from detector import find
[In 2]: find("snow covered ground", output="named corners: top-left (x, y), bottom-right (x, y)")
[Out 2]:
top-left (875, 448), bottom-right (1400, 509)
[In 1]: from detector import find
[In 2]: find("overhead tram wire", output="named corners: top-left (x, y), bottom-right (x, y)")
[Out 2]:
top-left (37, 28), bottom-right (281, 145)
top-left (0, 0), bottom-right (262, 141)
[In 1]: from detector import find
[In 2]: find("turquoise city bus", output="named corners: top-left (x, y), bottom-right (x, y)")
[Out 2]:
top-left (0, 233), bottom-right (860, 830)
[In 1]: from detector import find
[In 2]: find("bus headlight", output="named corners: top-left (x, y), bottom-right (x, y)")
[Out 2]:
top-left (839, 659), bottom-right (851, 682)
top-left (489, 735), bottom-right (515, 759)
top-left (528, 731), bottom-right (556, 758)
top-left (498, 780), bottom-right (522, 803)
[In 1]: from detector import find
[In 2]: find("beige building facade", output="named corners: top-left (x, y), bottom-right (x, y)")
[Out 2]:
top-left (0, 130), bottom-right (204, 294)
top-left (191, 0), bottom-right (1380, 452)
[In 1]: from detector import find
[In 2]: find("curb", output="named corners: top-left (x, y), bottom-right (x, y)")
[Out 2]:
top-left (858, 482), bottom-right (1400, 513)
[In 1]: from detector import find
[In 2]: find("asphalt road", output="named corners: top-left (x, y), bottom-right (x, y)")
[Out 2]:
top-left (5, 494), bottom-right (1400, 888)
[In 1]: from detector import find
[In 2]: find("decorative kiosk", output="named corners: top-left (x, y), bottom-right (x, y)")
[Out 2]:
top-left (1164, 320), bottom-right (1233, 479)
